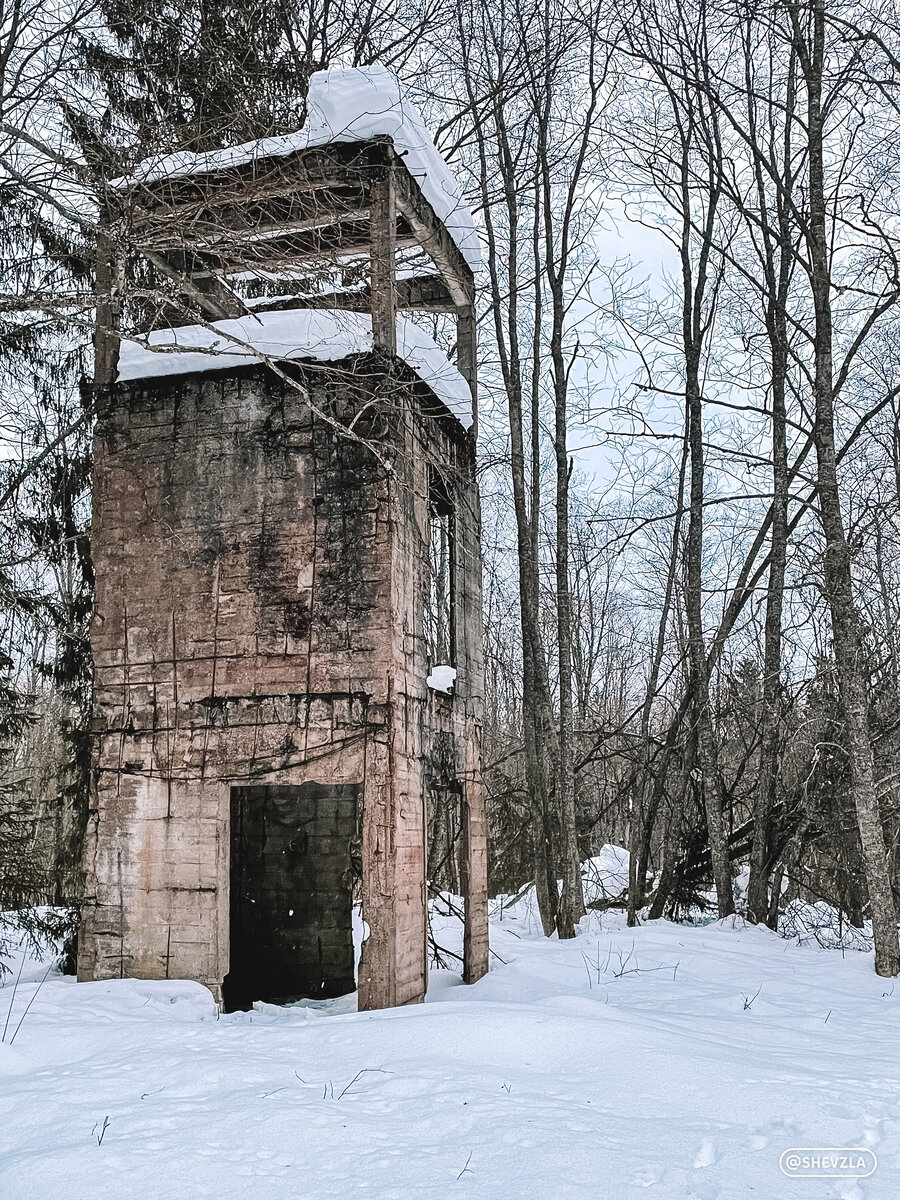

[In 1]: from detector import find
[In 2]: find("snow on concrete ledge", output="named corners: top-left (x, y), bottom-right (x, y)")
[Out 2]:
top-left (113, 65), bottom-right (480, 274)
top-left (426, 664), bottom-right (457, 693)
top-left (116, 308), bottom-right (473, 430)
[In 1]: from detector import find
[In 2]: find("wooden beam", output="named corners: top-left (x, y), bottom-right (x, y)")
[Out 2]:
top-left (144, 250), bottom-right (245, 321)
top-left (369, 166), bottom-right (397, 354)
top-left (157, 219), bottom-right (421, 278)
top-left (121, 140), bottom-right (390, 224)
top-left (392, 161), bottom-right (474, 308)
top-left (222, 218), bottom-right (374, 266)
top-left (245, 275), bottom-right (456, 315)
top-left (133, 193), bottom-right (370, 253)
top-left (456, 303), bottom-right (478, 437)
top-left (216, 233), bottom-right (420, 276)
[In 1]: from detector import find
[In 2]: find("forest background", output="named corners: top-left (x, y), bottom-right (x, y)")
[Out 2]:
top-left (3, 0), bottom-right (900, 977)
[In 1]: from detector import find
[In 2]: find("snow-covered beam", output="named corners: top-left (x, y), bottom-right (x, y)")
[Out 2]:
top-left (117, 141), bottom-right (474, 317)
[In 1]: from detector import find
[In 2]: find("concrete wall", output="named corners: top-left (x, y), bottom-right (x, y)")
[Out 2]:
top-left (79, 355), bottom-right (487, 1008)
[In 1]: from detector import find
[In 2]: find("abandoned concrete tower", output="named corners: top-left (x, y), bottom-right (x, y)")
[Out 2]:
top-left (78, 68), bottom-right (489, 1010)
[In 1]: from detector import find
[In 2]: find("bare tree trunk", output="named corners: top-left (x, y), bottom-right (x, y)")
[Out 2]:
top-left (460, 29), bottom-right (559, 933)
top-left (533, 0), bottom-right (600, 937)
top-left (747, 45), bottom-right (795, 925)
top-left (684, 348), bottom-right (734, 918)
top-left (544, 186), bottom-right (584, 936)
top-left (528, 174), bottom-right (560, 934)
top-left (747, 339), bottom-right (788, 923)
top-left (628, 416), bottom-right (689, 925)
top-left (791, 0), bottom-right (899, 975)
top-left (551, 382), bottom-right (582, 938)
top-left (679, 80), bottom-right (733, 918)
top-left (622, 0), bottom-right (734, 918)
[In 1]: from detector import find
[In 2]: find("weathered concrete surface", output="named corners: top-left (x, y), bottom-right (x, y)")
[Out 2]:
top-left (79, 356), bottom-right (488, 1009)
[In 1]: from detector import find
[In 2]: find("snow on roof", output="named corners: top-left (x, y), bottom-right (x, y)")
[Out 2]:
top-left (116, 307), bottom-right (473, 430)
top-left (113, 66), bottom-right (480, 274)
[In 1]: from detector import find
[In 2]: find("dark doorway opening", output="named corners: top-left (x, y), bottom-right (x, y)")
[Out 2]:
top-left (223, 782), bottom-right (359, 1012)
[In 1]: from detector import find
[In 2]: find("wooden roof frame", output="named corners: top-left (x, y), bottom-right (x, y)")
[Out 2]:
top-left (110, 136), bottom-right (475, 320)
top-left (96, 135), bottom-right (478, 433)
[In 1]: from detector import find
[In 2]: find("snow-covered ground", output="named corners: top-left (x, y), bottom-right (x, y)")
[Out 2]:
top-left (1, 857), bottom-right (897, 1200)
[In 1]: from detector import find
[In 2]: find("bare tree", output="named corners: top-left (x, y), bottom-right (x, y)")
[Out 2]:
top-left (454, 0), bottom-right (615, 934)
top-left (617, 0), bottom-right (736, 917)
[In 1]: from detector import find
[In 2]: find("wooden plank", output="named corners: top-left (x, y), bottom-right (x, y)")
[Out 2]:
top-left (245, 275), bottom-right (456, 315)
top-left (135, 194), bottom-right (371, 252)
top-left (143, 216), bottom-right (374, 270)
top-left (144, 250), bottom-right (245, 321)
top-left (369, 165), bottom-right (397, 354)
top-left (219, 233), bottom-right (420, 275)
top-left (155, 226), bottom-right (420, 279)
top-left (120, 140), bottom-right (391, 222)
top-left (392, 160), bottom-right (475, 307)
top-left (456, 303), bottom-right (478, 436)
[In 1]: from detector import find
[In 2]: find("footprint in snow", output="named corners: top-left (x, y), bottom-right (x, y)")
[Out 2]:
top-left (630, 1165), bottom-right (662, 1187)
top-left (837, 1182), bottom-right (865, 1200)
top-left (693, 1139), bottom-right (717, 1168)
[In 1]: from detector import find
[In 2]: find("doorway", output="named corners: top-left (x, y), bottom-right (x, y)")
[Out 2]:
top-left (223, 782), bottom-right (359, 1011)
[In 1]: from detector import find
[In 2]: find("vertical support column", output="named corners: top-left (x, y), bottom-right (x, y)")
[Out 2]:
top-left (456, 302), bottom-right (478, 440)
top-left (370, 165), bottom-right (397, 355)
top-left (456, 297), bottom-right (486, 983)
top-left (358, 725), bottom-right (398, 1009)
top-left (79, 196), bottom-right (124, 989)
top-left (94, 197), bottom-right (124, 389)
top-left (461, 718), bottom-right (489, 983)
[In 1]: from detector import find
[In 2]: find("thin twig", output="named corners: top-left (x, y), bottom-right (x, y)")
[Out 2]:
top-left (1, 950), bottom-right (27, 1043)
top-left (9, 964), bottom-right (53, 1044)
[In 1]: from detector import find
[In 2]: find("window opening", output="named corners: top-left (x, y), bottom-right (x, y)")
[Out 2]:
top-left (425, 471), bottom-right (455, 669)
